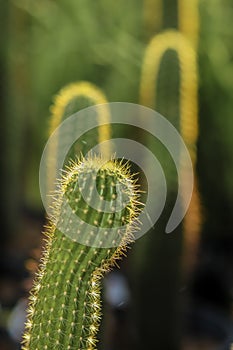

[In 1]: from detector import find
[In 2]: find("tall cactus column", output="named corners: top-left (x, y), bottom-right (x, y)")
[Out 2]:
top-left (22, 157), bottom-right (140, 350)
top-left (140, 30), bottom-right (201, 269)
top-left (137, 0), bottom-right (200, 344)
top-left (137, 31), bottom-right (184, 350)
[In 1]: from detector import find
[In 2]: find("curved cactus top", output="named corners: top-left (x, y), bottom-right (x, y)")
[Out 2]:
top-left (46, 81), bottom-right (111, 203)
top-left (49, 81), bottom-right (111, 157)
top-left (55, 156), bottom-right (141, 247)
top-left (140, 30), bottom-right (198, 161)
top-left (22, 156), bottom-right (141, 350)
top-left (49, 81), bottom-right (109, 134)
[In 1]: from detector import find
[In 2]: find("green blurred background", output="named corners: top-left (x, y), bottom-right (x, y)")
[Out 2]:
top-left (0, 0), bottom-right (233, 349)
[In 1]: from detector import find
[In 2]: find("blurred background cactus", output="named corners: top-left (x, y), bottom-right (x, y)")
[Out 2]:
top-left (134, 26), bottom-right (200, 349)
top-left (1, 0), bottom-right (233, 349)
top-left (47, 81), bottom-right (111, 199)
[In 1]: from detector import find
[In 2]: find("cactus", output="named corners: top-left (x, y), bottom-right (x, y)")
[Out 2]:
top-left (137, 31), bottom-right (186, 349)
top-left (134, 25), bottom-right (200, 348)
top-left (49, 80), bottom-right (111, 157)
top-left (143, 0), bottom-right (199, 49)
top-left (140, 28), bottom-right (201, 267)
top-left (47, 81), bottom-right (111, 198)
top-left (178, 0), bottom-right (199, 49)
top-left (140, 30), bottom-right (198, 157)
top-left (22, 156), bottom-right (140, 350)
top-left (49, 81), bottom-right (110, 149)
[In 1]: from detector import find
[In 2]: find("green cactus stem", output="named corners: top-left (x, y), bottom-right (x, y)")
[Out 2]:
top-left (22, 156), bottom-right (140, 350)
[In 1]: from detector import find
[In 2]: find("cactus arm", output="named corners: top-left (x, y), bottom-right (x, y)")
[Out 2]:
top-left (22, 157), bottom-right (139, 350)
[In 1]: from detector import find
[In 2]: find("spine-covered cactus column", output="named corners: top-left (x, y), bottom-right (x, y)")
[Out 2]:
top-left (49, 81), bottom-right (110, 150)
top-left (140, 29), bottom-right (201, 270)
top-left (47, 81), bottom-right (111, 198)
top-left (138, 30), bottom-right (185, 350)
top-left (22, 157), bottom-right (140, 349)
top-left (134, 24), bottom-right (200, 348)
top-left (140, 0), bottom-right (202, 269)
